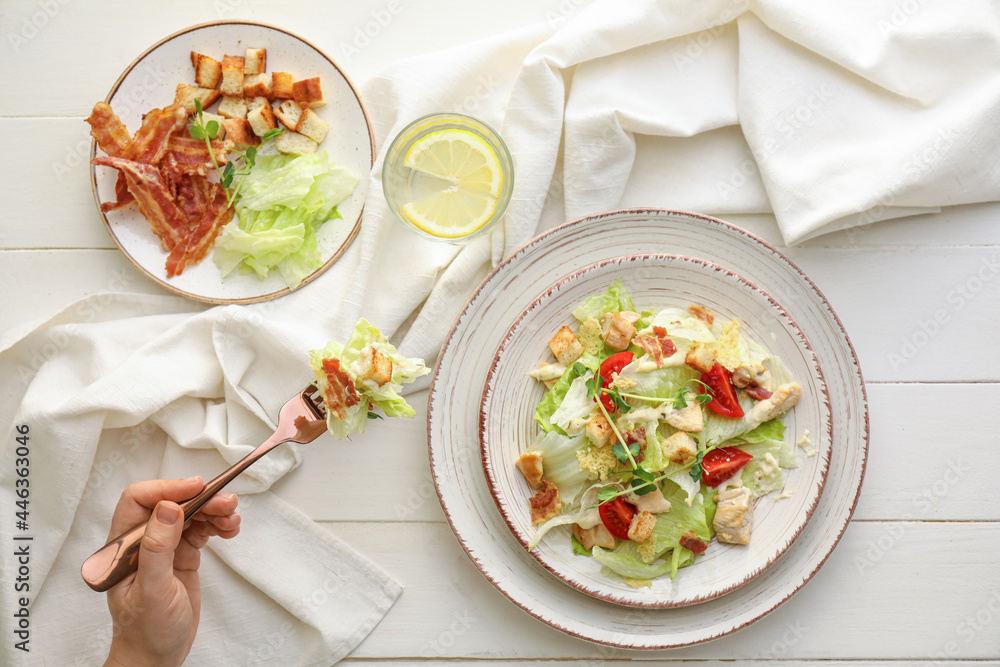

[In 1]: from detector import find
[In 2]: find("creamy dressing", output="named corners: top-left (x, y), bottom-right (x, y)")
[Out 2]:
top-left (715, 470), bottom-right (745, 493)
top-left (528, 362), bottom-right (566, 381)
top-left (797, 428), bottom-right (818, 457)
top-left (576, 506), bottom-right (602, 529)
top-left (626, 488), bottom-right (672, 514)
top-left (776, 488), bottom-right (794, 499)
top-left (754, 452), bottom-right (781, 485)
top-left (565, 417), bottom-right (588, 435)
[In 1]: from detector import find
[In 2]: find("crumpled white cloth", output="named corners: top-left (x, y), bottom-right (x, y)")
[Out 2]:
top-left (3, 0), bottom-right (999, 664)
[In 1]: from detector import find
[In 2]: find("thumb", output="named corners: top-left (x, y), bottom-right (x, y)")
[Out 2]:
top-left (136, 500), bottom-right (183, 595)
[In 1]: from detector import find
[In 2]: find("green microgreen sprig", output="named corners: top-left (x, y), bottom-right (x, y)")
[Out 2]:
top-left (189, 98), bottom-right (282, 206)
top-left (670, 379), bottom-right (714, 410)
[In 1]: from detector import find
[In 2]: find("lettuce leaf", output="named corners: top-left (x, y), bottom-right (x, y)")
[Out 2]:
top-left (534, 362), bottom-right (588, 434)
top-left (308, 318), bottom-right (429, 439)
top-left (215, 151), bottom-right (360, 288)
top-left (572, 279), bottom-right (636, 322)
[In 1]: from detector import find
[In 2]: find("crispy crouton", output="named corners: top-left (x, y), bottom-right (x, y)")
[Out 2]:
top-left (217, 95), bottom-right (247, 120)
top-left (190, 52), bottom-right (223, 88)
top-left (173, 84), bottom-right (221, 114)
top-left (220, 55), bottom-right (245, 97)
top-left (292, 77), bottom-right (326, 108)
top-left (573, 523), bottom-right (616, 550)
top-left (274, 131), bottom-right (318, 155)
top-left (272, 72), bottom-right (295, 99)
top-left (685, 342), bottom-right (716, 373)
top-left (243, 73), bottom-right (273, 100)
top-left (244, 47), bottom-right (267, 75)
top-left (273, 99), bottom-right (304, 130)
top-left (586, 414), bottom-right (614, 448)
top-left (515, 451), bottom-right (544, 489)
top-left (222, 119), bottom-right (259, 148)
top-left (548, 326), bottom-right (584, 365)
top-left (662, 431), bottom-right (697, 466)
top-left (627, 510), bottom-right (656, 543)
top-left (246, 98), bottom-right (277, 137)
top-left (295, 108), bottom-right (330, 144)
top-left (356, 345), bottom-right (393, 386)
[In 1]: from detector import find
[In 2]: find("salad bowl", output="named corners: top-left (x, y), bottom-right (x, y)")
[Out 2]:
top-left (428, 208), bottom-right (868, 648)
top-left (479, 253), bottom-right (832, 608)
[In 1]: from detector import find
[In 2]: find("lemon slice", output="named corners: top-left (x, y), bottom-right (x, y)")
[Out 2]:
top-left (400, 129), bottom-right (504, 238)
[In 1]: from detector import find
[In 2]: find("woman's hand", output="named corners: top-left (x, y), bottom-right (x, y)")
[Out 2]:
top-left (103, 477), bottom-right (241, 667)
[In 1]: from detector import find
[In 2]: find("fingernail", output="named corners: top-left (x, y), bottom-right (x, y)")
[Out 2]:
top-left (156, 502), bottom-right (180, 525)
top-left (186, 476), bottom-right (203, 484)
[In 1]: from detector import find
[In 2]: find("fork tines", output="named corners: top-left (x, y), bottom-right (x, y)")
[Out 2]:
top-left (303, 384), bottom-right (327, 419)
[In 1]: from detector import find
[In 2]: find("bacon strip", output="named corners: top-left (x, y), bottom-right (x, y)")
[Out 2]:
top-left (165, 132), bottom-right (230, 176)
top-left (92, 156), bottom-right (188, 251)
top-left (320, 358), bottom-right (360, 420)
top-left (634, 334), bottom-right (677, 367)
top-left (99, 173), bottom-right (136, 212)
top-left (165, 183), bottom-right (233, 277)
top-left (87, 100), bottom-right (235, 277)
top-left (85, 102), bottom-right (132, 157)
top-left (122, 104), bottom-right (189, 165)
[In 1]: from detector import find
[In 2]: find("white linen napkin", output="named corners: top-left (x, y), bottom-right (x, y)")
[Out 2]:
top-left (4, 0), bottom-right (999, 664)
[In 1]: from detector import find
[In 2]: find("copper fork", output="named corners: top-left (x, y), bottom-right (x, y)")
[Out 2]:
top-left (81, 384), bottom-right (328, 592)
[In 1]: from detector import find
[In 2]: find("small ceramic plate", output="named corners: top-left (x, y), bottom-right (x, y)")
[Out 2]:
top-left (428, 209), bottom-right (868, 648)
top-left (89, 21), bottom-right (374, 304)
top-left (480, 254), bottom-right (830, 608)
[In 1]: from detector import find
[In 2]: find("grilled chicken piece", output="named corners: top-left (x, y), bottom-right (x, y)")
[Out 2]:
top-left (600, 311), bottom-right (640, 350)
top-left (713, 486), bottom-right (754, 545)
top-left (515, 451), bottom-right (544, 489)
top-left (573, 523), bottom-right (617, 550)
top-left (748, 382), bottom-right (801, 425)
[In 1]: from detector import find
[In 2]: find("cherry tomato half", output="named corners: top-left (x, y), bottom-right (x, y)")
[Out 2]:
top-left (700, 447), bottom-right (754, 486)
top-left (598, 496), bottom-right (638, 540)
top-left (700, 363), bottom-right (744, 418)
top-left (597, 351), bottom-right (634, 412)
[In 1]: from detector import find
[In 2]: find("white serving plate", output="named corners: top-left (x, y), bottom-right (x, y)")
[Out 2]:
top-left (89, 20), bottom-right (374, 304)
top-left (428, 209), bottom-right (868, 648)
top-left (480, 253), bottom-right (830, 608)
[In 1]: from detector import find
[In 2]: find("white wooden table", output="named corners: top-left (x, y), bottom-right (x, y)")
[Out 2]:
top-left (3, 1), bottom-right (999, 664)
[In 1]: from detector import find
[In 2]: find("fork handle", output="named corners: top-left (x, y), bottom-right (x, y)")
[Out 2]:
top-left (80, 439), bottom-right (282, 592)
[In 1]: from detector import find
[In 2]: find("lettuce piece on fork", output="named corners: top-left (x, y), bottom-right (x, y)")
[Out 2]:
top-left (308, 319), bottom-right (429, 439)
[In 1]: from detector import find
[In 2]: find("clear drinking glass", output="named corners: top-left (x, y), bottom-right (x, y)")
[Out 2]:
top-left (382, 112), bottom-right (513, 243)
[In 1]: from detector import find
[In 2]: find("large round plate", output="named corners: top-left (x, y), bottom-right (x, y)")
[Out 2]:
top-left (480, 254), bottom-right (831, 608)
top-left (89, 21), bottom-right (374, 304)
top-left (428, 209), bottom-right (868, 648)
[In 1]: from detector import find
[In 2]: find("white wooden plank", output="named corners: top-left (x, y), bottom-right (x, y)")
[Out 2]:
top-left (0, 0), bottom-right (579, 117)
top-left (0, 249), bottom-right (173, 332)
top-left (785, 246), bottom-right (1000, 383)
top-left (854, 383), bottom-right (1000, 521)
top-left (328, 521), bottom-right (1000, 660)
top-left (0, 119), bottom-right (114, 250)
top-left (342, 663), bottom-right (996, 666)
